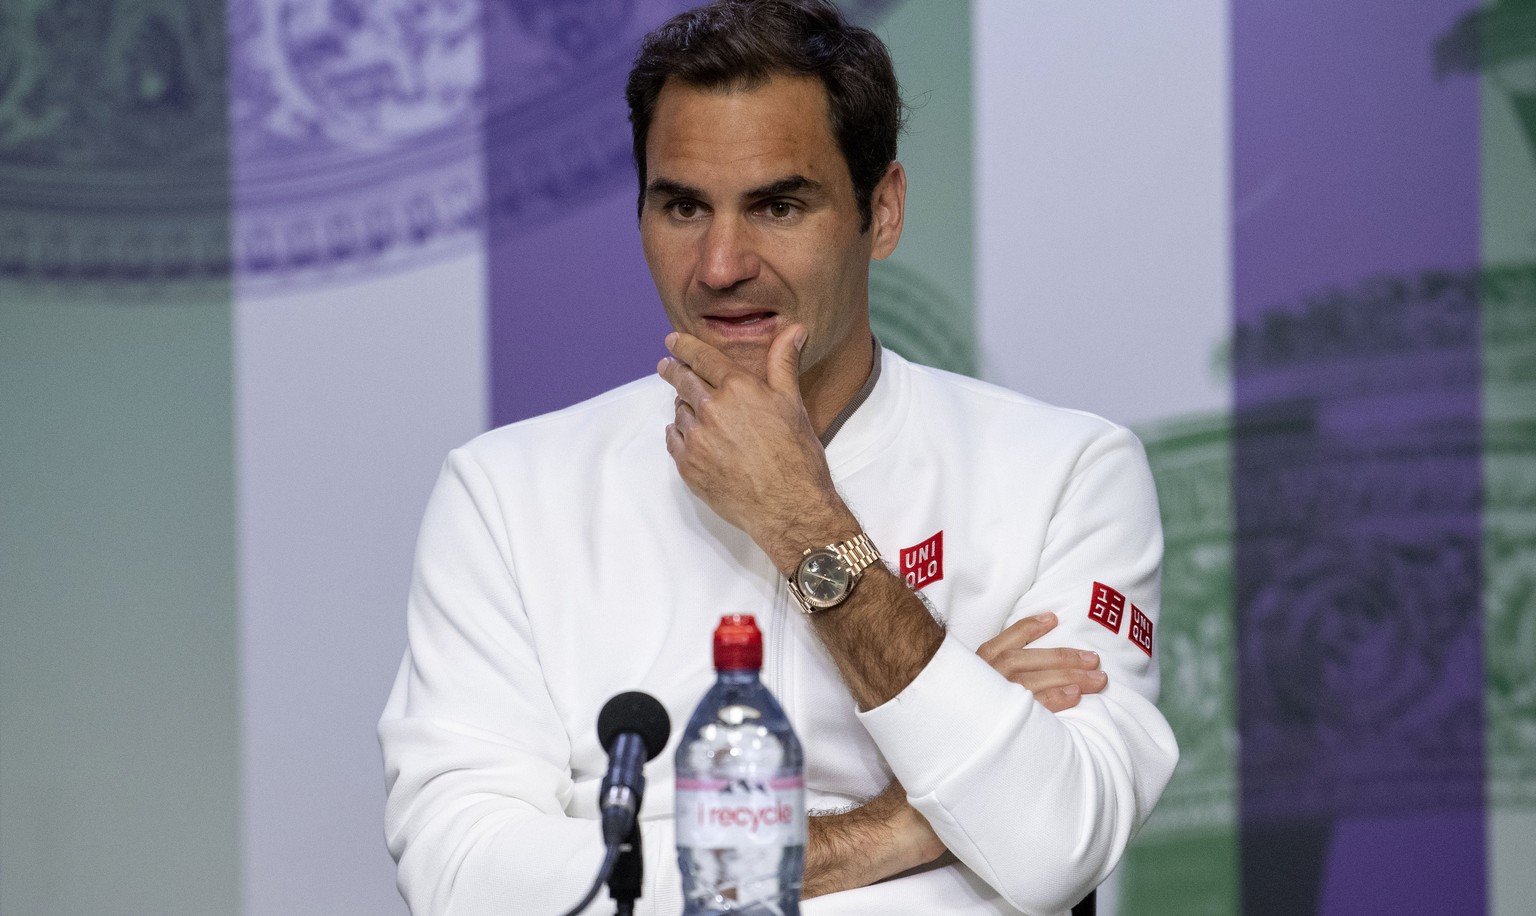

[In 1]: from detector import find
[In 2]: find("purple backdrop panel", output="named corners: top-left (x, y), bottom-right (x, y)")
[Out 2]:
top-left (491, 201), bottom-right (670, 423)
top-left (1232, 2), bottom-right (1484, 915)
top-left (484, 0), bottom-right (692, 425)
top-left (1233, 2), bottom-right (1480, 307)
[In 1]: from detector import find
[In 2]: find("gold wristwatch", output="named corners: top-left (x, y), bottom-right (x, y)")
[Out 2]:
top-left (786, 532), bottom-right (881, 614)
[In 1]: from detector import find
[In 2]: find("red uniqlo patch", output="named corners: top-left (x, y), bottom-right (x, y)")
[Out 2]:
top-left (900, 531), bottom-right (944, 590)
top-left (1129, 605), bottom-right (1153, 656)
top-left (1087, 581), bottom-right (1125, 634)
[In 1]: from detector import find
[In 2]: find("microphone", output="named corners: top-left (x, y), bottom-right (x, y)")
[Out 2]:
top-left (597, 691), bottom-right (672, 847)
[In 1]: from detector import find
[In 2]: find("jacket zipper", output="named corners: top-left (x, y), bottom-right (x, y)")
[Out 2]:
top-left (769, 572), bottom-right (790, 710)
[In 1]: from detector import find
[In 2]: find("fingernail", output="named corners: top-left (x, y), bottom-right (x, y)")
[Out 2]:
top-left (1089, 669), bottom-right (1108, 683)
top-left (1078, 650), bottom-right (1099, 664)
top-left (665, 331), bottom-right (679, 349)
top-left (794, 327), bottom-right (807, 350)
top-left (1063, 684), bottom-right (1081, 697)
top-left (1033, 612), bottom-right (1056, 625)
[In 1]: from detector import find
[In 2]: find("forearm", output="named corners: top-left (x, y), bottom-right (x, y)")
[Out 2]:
top-left (761, 504), bottom-right (945, 711)
top-left (807, 566), bottom-right (944, 710)
top-left (802, 782), bottom-right (944, 899)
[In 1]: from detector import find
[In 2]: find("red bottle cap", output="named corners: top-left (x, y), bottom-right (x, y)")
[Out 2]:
top-left (713, 614), bottom-right (763, 671)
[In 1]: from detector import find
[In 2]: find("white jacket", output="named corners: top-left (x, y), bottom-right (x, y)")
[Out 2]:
top-left (380, 349), bottom-right (1179, 915)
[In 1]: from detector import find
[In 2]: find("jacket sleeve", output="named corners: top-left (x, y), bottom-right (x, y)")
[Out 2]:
top-left (378, 449), bottom-right (682, 916)
top-left (856, 425), bottom-right (1179, 915)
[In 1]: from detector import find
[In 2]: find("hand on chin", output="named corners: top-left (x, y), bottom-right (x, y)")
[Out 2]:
top-left (687, 322), bottom-right (777, 380)
top-left (713, 339), bottom-right (773, 381)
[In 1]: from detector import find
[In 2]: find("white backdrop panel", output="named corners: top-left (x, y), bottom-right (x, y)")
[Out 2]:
top-left (236, 253), bottom-right (488, 916)
top-left (975, 0), bottom-right (1231, 428)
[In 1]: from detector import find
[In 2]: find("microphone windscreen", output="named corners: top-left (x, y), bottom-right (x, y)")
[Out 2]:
top-left (597, 691), bottom-right (672, 759)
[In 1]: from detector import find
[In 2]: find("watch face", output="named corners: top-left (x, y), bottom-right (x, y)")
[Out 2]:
top-left (798, 549), bottom-right (850, 607)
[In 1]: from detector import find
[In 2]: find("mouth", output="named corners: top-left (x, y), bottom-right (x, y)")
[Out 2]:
top-left (700, 310), bottom-right (779, 338)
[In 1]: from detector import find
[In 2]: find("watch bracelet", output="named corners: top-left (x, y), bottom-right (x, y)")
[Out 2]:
top-left (833, 532), bottom-right (881, 576)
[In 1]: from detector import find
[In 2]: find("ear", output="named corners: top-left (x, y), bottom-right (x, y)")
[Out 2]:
top-left (869, 161), bottom-right (907, 261)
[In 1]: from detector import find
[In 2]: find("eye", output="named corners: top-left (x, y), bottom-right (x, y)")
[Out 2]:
top-left (669, 200), bottom-right (701, 220)
top-left (761, 199), bottom-right (798, 221)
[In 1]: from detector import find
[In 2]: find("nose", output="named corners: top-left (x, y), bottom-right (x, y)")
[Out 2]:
top-left (698, 215), bottom-right (759, 291)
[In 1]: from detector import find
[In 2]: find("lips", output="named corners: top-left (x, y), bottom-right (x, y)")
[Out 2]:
top-left (701, 310), bottom-right (780, 339)
top-left (705, 309), bottom-right (776, 324)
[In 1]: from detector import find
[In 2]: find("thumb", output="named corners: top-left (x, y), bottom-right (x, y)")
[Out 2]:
top-left (767, 323), bottom-right (807, 395)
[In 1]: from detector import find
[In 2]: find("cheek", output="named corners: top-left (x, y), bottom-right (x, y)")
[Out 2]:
top-left (777, 239), bottom-right (842, 292)
top-left (806, 245), bottom-right (869, 308)
top-left (640, 221), bottom-right (686, 278)
top-left (639, 231), bottom-right (666, 278)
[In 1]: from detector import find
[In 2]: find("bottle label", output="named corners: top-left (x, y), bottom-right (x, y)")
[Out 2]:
top-left (675, 775), bottom-right (807, 846)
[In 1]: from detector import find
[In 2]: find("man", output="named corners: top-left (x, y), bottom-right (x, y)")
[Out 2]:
top-left (379, 2), bottom-right (1178, 914)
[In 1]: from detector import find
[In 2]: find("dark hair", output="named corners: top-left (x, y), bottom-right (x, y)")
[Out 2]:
top-left (625, 0), bottom-right (905, 232)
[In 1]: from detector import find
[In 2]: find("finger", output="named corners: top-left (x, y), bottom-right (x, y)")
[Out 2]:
top-left (1033, 685), bottom-right (1083, 714)
top-left (976, 612), bottom-right (1058, 663)
top-left (665, 332), bottom-right (736, 388)
top-left (999, 666), bottom-right (1107, 695)
top-left (766, 323), bottom-right (807, 395)
top-left (664, 422), bottom-right (685, 456)
top-left (673, 397), bottom-right (699, 437)
top-left (982, 612), bottom-right (1059, 657)
top-left (658, 356), bottom-right (713, 409)
top-left (1033, 669), bottom-right (1110, 713)
top-left (995, 647), bottom-right (1100, 674)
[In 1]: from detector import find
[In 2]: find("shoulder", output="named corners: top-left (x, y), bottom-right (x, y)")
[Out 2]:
top-left (455, 375), bottom-right (672, 472)
top-left (890, 350), bottom-right (1138, 451)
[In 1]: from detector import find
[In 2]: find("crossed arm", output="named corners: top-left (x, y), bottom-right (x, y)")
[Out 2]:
top-left (658, 325), bottom-right (1120, 900)
top-left (803, 610), bottom-right (1107, 898)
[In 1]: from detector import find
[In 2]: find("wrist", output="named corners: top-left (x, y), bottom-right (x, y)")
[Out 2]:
top-left (886, 794), bottom-right (947, 873)
top-left (762, 504), bottom-right (863, 576)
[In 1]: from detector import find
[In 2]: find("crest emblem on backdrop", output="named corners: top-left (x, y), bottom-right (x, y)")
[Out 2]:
top-left (233, 0), bottom-right (646, 293)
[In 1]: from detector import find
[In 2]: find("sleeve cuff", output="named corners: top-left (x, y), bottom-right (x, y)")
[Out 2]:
top-left (855, 633), bottom-right (1049, 797)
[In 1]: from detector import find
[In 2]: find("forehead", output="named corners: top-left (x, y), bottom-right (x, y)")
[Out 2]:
top-left (646, 73), bottom-right (848, 192)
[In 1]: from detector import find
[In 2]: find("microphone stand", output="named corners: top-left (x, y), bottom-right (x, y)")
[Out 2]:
top-left (608, 820), bottom-right (643, 916)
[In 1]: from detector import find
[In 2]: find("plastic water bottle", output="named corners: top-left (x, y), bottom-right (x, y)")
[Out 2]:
top-left (676, 615), bottom-right (806, 915)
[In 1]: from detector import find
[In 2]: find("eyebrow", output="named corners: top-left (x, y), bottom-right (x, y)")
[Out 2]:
top-left (645, 178), bottom-right (702, 200)
top-left (643, 175), bottom-right (825, 202)
top-left (745, 175), bottom-right (823, 199)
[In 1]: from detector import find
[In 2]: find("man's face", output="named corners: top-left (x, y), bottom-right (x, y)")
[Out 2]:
top-left (639, 74), bottom-right (902, 391)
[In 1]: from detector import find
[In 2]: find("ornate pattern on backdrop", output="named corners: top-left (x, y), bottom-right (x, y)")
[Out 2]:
top-left (0, 0), bottom-right (230, 296)
top-left (229, 0), bottom-right (482, 291)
